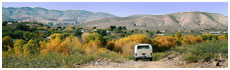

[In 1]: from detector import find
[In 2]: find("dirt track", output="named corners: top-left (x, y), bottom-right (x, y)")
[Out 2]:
top-left (79, 55), bottom-right (228, 68)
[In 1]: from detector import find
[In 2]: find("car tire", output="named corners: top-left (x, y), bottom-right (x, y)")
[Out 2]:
top-left (135, 58), bottom-right (138, 61)
top-left (149, 58), bottom-right (152, 61)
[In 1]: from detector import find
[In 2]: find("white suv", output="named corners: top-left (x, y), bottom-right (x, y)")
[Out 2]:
top-left (134, 44), bottom-right (153, 61)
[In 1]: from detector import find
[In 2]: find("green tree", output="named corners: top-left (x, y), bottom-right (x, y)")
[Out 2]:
top-left (97, 29), bottom-right (107, 36)
top-left (12, 30), bottom-right (24, 39)
top-left (23, 32), bottom-right (33, 40)
top-left (15, 23), bottom-right (29, 31)
top-left (109, 25), bottom-right (116, 31)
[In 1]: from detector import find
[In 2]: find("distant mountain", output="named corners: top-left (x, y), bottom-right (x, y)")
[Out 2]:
top-left (79, 12), bottom-right (228, 31)
top-left (3, 7), bottom-right (228, 31)
top-left (2, 7), bottom-right (116, 23)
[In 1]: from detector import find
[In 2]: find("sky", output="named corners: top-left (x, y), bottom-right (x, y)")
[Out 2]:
top-left (2, 2), bottom-right (228, 17)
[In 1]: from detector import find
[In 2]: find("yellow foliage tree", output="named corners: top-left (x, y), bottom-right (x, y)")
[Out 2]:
top-left (2, 36), bottom-right (13, 51)
top-left (84, 40), bottom-right (102, 54)
top-left (105, 40), bottom-right (115, 51)
top-left (65, 25), bottom-right (75, 31)
top-left (181, 35), bottom-right (203, 45)
top-left (14, 39), bottom-right (26, 55)
top-left (155, 36), bottom-right (177, 48)
top-left (41, 34), bottom-right (83, 55)
top-left (81, 33), bottom-right (91, 43)
top-left (23, 40), bottom-right (40, 55)
top-left (218, 34), bottom-right (227, 41)
top-left (59, 35), bottom-right (83, 55)
top-left (40, 33), bottom-right (63, 55)
top-left (175, 33), bottom-right (181, 41)
top-left (50, 33), bottom-right (63, 40)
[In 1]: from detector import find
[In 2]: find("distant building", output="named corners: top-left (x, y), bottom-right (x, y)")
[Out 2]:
top-left (209, 32), bottom-right (221, 35)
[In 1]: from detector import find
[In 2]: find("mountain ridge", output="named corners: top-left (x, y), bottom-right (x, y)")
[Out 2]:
top-left (2, 7), bottom-right (228, 31)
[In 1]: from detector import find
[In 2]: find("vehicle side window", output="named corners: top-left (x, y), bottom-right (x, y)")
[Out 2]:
top-left (137, 45), bottom-right (149, 49)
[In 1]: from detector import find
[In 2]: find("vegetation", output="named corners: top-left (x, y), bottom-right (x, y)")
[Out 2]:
top-left (2, 21), bottom-right (228, 67)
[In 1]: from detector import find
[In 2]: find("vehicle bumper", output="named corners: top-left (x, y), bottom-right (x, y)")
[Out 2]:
top-left (135, 56), bottom-right (152, 59)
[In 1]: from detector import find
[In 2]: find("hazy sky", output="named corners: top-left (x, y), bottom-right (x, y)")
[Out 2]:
top-left (2, 2), bottom-right (228, 17)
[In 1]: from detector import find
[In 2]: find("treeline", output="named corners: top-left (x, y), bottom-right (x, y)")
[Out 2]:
top-left (3, 31), bottom-right (228, 56)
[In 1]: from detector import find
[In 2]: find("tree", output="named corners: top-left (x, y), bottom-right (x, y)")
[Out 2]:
top-left (23, 32), bottom-right (33, 41)
top-left (14, 39), bottom-right (26, 55)
top-left (218, 34), bottom-right (227, 41)
top-left (175, 33), bottom-right (182, 40)
top-left (97, 29), bottom-right (107, 36)
top-left (60, 35), bottom-right (83, 55)
top-left (40, 34), bottom-right (62, 55)
top-left (122, 26), bottom-right (127, 30)
top-left (50, 33), bottom-right (64, 40)
top-left (109, 25), bottom-right (116, 31)
top-left (12, 30), bottom-right (24, 39)
top-left (3, 21), bottom-right (7, 26)
top-left (2, 36), bottom-right (13, 51)
top-left (74, 29), bottom-right (83, 36)
top-left (15, 23), bottom-right (29, 31)
top-left (81, 33), bottom-right (91, 43)
top-left (93, 27), bottom-right (97, 29)
top-left (156, 30), bottom-right (162, 34)
top-left (181, 35), bottom-right (203, 45)
top-left (155, 36), bottom-right (177, 48)
top-left (23, 39), bottom-right (40, 55)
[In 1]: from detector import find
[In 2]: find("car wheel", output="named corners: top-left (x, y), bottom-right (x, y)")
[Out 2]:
top-left (135, 58), bottom-right (138, 61)
top-left (149, 58), bottom-right (152, 61)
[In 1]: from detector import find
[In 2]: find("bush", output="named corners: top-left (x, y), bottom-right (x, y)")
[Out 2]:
top-left (155, 36), bottom-right (178, 48)
top-left (23, 39), bottom-right (40, 55)
top-left (181, 40), bottom-right (228, 63)
top-left (2, 36), bottom-right (13, 51)
top-left (14, 39), bottom-right (26, 55)
top-left (41, 35), bottom-right (83, 55)
top-left (181, 35), bottom-right (203, 45)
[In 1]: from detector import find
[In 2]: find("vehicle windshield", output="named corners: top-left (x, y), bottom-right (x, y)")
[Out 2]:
top-left (137, 45), bottom-right (149, 49)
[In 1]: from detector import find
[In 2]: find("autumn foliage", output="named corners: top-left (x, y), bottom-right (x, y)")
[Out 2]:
top-left (181, 35), bottom-right (203, 45)
top-left (155, 36), bottom-right (177, 48)
top-left (41, 33), bottom-right (83, 55)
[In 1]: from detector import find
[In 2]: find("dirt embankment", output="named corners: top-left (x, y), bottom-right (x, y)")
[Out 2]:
top-left (78, 54), bottom-right (228, 68)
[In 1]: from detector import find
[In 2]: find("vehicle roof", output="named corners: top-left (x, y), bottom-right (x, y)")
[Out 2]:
top-left (135, 44), bottom-right (151, 46)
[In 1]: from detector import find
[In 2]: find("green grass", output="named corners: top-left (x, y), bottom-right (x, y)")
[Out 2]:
top-left (2, 50), bottom-right (124, 68)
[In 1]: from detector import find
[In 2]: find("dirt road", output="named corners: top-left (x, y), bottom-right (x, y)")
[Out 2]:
top-left (79, 55), bottom-right (227, 68)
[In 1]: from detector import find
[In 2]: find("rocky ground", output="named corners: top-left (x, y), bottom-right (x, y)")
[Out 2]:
top-left (77, 54), bottom-right (228, 68)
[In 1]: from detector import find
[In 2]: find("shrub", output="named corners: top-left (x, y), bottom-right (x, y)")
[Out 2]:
top-left (2, 36), bottom-right (13, 51)
top-left (201, 33), bottom-right (217, 41)
top-left (59, 35), bottom-right (83, 55)
top-left (23, 39), bottom-right (40, 55)
top-left (41, 35), bottom-right (83, 55)
top-left (218, 34), bottom-right (227, 41)
top-left (155, 36), bottom-right (177, 48)
top-left (14, 39), bottom-right (26, 55)
top-left (81, 33), bottom-right (91, 43)
top-left (181, 40), bottom-right (228, 63)
top-left (181, 35), bottom-right (203, 45)
top-left (84, 40), bottom-right (102, 54)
